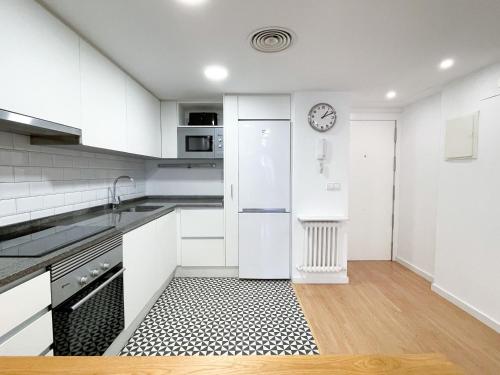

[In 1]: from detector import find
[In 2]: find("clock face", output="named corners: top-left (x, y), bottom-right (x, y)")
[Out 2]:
top-left (308, 103), bottom-right (337, 132)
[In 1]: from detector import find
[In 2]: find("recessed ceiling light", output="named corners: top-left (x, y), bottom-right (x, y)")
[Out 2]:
top-left (176, 0), bottom-right (207, 6)
top-left (439, 58), bottom-right (455, 70)
top-left (386, 90), bottom-right (397, 100)
top-left (204, 65), bottom-right (228, 81)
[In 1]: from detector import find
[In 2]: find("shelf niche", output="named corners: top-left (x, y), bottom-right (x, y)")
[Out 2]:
top-left (178, 102), bottom-right (223, 127)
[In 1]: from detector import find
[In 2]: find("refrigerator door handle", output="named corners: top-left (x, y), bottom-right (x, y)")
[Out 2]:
top-left (241, 208), bottom-right (288, 213)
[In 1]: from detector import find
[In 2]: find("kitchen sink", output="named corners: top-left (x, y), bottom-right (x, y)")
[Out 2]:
top-left (118, 205), bottom-right (163, 213)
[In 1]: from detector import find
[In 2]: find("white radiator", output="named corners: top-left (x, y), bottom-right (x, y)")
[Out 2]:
top-left (297, 218), bottom-right (347, 273)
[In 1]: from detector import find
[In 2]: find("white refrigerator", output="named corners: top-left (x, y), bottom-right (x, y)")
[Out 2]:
top-left (238, 120), bottom-right (290, 279)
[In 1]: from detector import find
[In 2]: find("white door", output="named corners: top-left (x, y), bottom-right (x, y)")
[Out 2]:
top-left (239, 213), bottom-right (290, 279)
top-left (349, 121), bottom-right (395, 260)
top-left (238, 121), bottom-right (290, 212)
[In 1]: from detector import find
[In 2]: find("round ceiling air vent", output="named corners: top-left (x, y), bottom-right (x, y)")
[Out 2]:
top-left (249, 27), bottom-right (295, 53)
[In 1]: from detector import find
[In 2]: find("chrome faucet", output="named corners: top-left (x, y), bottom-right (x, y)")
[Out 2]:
top-left (111, 175), bottom-right (135, 208)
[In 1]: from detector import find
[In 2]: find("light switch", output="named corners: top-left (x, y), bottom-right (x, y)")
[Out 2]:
top-left (327, 182), bottom-right (341, 191)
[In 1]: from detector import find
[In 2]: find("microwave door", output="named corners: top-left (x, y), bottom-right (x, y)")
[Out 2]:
top-left (177, 128), bottom-right (216, 159)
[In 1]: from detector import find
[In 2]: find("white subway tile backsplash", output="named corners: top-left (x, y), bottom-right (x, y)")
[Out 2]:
top-left (0, 199), bottom-right (16, 216)
top-left (0, 166), bottom-right (14, 182)
top-left (0, 150), bottom-right (29, 166)
top-left (0, 213), bottom-right (31, 226)
top-left (63, 168), bottom-right (80, 180)
top-left (0, 132), bottom-right (13, 149)
top-left (0, 131), bottom-right (146, 226)
top-left (16, 196), bottom-right (44, 213)
top-left (81, 190), bottom-right (97, 202)
top-left (42, 167), bottom-right (64, 181)
top-left (0, 182), bottom-right (30, 199)
top-left (42, 194), bottom-right (65, 209)
top-left (14, 166), bottom-right (42, 182)
top-left (29, 152), bottom-right (53, 167)
top-left (54, 205), bottom-right (74, 215)
top-left (30, 208), bottom-right (55, 220)
top-left (29, 181), bottom-right (55, 196)
top-left (65, 191), bottom-right (82, 205)
top-left (53, 154), bottom-right (73, 167)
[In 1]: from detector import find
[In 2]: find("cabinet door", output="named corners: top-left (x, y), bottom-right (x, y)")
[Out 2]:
top-left (0, 272), bottom-right (51, 338)
top-left (126, 77), bottom-right (161, 157)
top-left (0, 1), bottom-right (80, 127)
top-left (80, 40), bottom-right (127, 151)
top-left (181, 239), bottom-right (225, 267)
top-left (238, 95), bottom-right (290, 120)
top-left (123, 220), bottom-right (157, 328)
top-left (161, 101), bottom-right (178, 158)
top-left (0, 312), bottom-right (52, 356)
top-left (180, 208), bottom-right (224, 238)
top-left (223, 95), bottom-right (239, 266)
top-left (155, 212), bottom-right (177, 285)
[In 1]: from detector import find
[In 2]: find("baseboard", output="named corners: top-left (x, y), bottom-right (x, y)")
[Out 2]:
top-left (176, 266), bottom-right (239, 278)
top-left (395, 257), bottom-right (434, 282)
top-left (293, 272), bottom-right (349, 284)
top-left (431, 283), bottom-right (500, 333)
top-left (104, 268), bottom-right (177, 355)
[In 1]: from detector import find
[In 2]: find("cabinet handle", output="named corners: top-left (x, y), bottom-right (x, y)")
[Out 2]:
top-left (231, 184), bottom-right (233, 199)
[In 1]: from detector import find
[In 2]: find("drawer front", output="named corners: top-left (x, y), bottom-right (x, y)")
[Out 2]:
top-left (0, 272), bottom-right (51, 338)
top-left (180, 208), bottom-right (224, 238)
top-left (0, 312), bottom-right (53, 356)
top-left (181, 239), bottom-right (225, 266)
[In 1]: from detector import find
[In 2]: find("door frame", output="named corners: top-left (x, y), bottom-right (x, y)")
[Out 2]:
top-left (350, 112), bottom-right (401, 260)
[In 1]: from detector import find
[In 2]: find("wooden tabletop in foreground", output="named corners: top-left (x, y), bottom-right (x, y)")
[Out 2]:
top-left (0, 354), bottom-right (463, 375)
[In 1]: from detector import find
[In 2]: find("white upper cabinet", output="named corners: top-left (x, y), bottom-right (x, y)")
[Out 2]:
top-left (0, 0), bottom-right (80, 128)
top-left (126, 77), bottom-right (161, 157)
top-left (80, 40), bottom-right (127, 151)
top-left (238, 95), bottom-right (291, 120)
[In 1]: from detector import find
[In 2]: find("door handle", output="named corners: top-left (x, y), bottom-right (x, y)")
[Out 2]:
top-left (241, 208), bottom-right (287, 213)
top-left (70, 268), bottom-right (125, 311)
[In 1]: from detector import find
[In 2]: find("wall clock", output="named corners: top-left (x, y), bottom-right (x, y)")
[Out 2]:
top-left (308, 103), bottom-right (337, 132)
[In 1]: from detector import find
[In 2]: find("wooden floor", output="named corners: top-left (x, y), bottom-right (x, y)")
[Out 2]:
top-left (0, 354), bottom-right (462, 375)
top-left (294, 261), bottom-right (500, 374)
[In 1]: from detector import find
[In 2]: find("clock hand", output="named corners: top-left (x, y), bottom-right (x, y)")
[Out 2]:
top-left (321, 111), bottom-right (333, 119)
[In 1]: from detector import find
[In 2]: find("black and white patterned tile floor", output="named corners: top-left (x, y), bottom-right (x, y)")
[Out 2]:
top-left (120, 277), bottom-right (319, 356)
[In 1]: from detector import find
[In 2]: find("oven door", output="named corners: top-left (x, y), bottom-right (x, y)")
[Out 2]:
top-left (177, 128), bottom-right (215, 158)
top-left (52, 265), bottom-right (124, 356)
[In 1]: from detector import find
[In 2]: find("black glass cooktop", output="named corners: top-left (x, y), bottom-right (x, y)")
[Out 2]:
top-left (0, 225), bottom-right (113, 258)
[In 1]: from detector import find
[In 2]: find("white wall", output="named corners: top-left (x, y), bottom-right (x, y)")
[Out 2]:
top-left (397, 94), bottom-right (441, 280)
top-left (145, 160), bottom-right (223, 196)
top-left (433, 64), bottom-right (500, 332)
top-left (397, 63), bottom-right (500, 332)
top-left (0, 131), bottom-right (146, 226)
top-left (291, 92), bottom-right (351, 281)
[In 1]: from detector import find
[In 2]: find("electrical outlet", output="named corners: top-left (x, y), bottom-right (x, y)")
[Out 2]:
top-left (327, 182), bottom-right (341, 191)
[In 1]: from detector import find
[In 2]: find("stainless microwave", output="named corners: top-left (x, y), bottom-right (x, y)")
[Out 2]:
top-left (177, 127), bottom-right (223, 159)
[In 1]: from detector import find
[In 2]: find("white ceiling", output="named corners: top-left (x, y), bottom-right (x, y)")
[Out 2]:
top-left (41, 0), bottom-right (500, 108)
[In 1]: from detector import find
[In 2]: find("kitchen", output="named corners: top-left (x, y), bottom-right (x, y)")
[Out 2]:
top-left (0, 0), bottom-right (500, 373)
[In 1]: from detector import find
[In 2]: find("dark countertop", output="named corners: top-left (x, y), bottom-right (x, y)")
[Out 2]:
top-left (0, 196), bottom-right (223, 291)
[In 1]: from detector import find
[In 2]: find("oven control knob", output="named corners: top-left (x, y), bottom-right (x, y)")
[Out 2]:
top-left (79, 276), bottom-right (88, 286)
top-left (90, 269), bottom-right (99, 277)
top-left (101, 263), bottom-right (110, 271)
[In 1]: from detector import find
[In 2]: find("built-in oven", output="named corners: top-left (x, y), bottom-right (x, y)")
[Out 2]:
top-left (51, 233), bottom-right (124, 356)
top-left (177, 127), bottom-right (223, 159)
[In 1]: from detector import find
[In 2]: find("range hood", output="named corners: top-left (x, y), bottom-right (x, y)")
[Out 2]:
top-left (0, 109), bottom-right (81, 145)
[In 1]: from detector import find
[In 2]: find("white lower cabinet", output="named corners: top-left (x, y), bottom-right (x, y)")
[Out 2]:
top-left (0, 272), bottom-right (52, 356)
top-left (0, 312), bottom-right (52, 356)
top-left (181, 239), bottom-right (225, 266)
top-left (180, 208), bottom-right (225, 267)
top-left (123, 211), bottom-right (177, 328)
